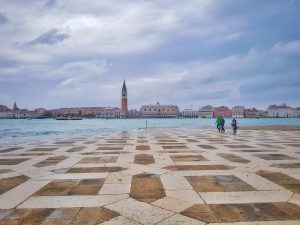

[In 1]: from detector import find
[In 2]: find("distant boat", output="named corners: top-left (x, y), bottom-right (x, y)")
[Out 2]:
top-left (55, 116), bottom-right (82, 120)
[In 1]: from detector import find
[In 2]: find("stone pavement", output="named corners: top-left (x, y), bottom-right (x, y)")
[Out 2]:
top-left (0, 128), bottom-right (300, 224)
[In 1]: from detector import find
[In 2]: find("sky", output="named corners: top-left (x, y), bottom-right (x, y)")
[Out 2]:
top-left (0, 0), bottom-right (300, 110)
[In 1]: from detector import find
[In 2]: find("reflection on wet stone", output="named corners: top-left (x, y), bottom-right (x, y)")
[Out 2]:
top-left (130, 173), bottom-right (165, 203)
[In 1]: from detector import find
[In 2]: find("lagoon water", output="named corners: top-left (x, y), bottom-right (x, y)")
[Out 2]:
top-left (1, 118), bottom-right (300, 144)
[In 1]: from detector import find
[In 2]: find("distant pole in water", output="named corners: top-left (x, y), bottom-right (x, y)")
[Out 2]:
top-left (146, 120), bottom-right (148, 131)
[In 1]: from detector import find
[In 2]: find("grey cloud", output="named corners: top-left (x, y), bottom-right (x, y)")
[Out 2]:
top-left (28, 29), bottom-right (69, 45)
top-left (44, 0), bottom-right (56, 8)
top-left (0, 1), bottom-right (300, 109)
top-left (0, 13), bottom-right (7, 25)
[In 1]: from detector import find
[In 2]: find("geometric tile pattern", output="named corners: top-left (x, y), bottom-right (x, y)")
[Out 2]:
top-left (186, 175), bottom-right (256, 192)
top-left (257, 170), bottom-right (300, 193)
top-left (0, 175), bottom-right (29, 195)
top-left (0, 128), bottom-right (300, 224)
top-left (33, 179), bottom-right (105, 196)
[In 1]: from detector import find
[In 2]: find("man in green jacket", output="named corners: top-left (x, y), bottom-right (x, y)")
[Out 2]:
top-left (215, 116), bottom-right (222, 132)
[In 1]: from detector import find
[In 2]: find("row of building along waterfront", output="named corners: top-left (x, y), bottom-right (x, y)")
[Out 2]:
top-left (1, 81), bottom-right (299, 119)
top-left (1, 102), bottom-right (299, 119)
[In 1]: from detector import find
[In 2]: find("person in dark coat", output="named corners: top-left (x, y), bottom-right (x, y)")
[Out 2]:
top-left (231, 117), bottom-right (237, 134)
top-left (220, 116), bottom-right (225, 133)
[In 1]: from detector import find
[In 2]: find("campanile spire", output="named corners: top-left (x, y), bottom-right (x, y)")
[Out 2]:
top-left (121, 80), bottom-right (128, 115)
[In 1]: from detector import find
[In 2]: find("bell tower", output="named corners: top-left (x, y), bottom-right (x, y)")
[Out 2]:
top-left (121, 80), bottom-right (128, 115)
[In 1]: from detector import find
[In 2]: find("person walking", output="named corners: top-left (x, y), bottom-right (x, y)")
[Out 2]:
top-left (231, 117), bottom-right (237, 135)
top-left (215, 116), bottom-right (221, 132)
top-left (220, 116), bottom-right (225, 133)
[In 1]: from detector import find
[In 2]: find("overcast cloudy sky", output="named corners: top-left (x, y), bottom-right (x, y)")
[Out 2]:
top-left (0, 0), bottom-right (299, 110)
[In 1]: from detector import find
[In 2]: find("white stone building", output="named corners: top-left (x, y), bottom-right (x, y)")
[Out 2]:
top-left (0, 111), bottom-right (15, 119)
top-left (127, 109), bottom-right (141, 118)
top-left (97, 107), bottom-right (121, 119)
top-left (231, 106), bottom-right (245, 118)
top-left (141, 103), bottom-right (179, 118)
top-left (267, 104), bottom-right (294, 118)
top-left (14, 109), bottom-right (34, 119)
top-left (292, 108), bottom-right (300, 118)
top-left (199, 105), bottom-right (214, 118)
top-left (181, 109), bottom-right (199, 118)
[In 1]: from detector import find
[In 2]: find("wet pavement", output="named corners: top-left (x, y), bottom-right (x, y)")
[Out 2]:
top-left (0, 128), bottom-right (300, 224)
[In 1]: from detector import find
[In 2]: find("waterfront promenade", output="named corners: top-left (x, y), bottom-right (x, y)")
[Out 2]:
top-left (0, 127), bottom-right (300, 224)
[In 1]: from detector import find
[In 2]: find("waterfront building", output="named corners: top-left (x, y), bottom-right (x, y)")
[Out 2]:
top-left (181, 109), bottom-right (199, 118)
top-left (14, 109), bottom-right (33, 119)
top-left (213, 106), bottom-right (231, 118)
top-left (0, 111), bottom-right (14, 118)
top-left (257, 110), bottom-right (268, 118)
top-left (199, 105), bottom-right (214, 118)
top-left (121, 80), bottom-right (128, 118)
top-left (0, 103), bottom-right (33, 118)
top-left (0, 105), bottom-right (11, 112)
top-left (232, 106), bottom-right (245, 118)
top-left (97, 107), bottom-right (121, 119)
top-left (52, 107), bottom-right (105, 117)
top-left (244, 108), bottom-right (259, 118)
top-left (141, 102), bottom-right (179, 118)
top-left (127, 109), bottom-right (141, 118)
top-left (267, 104), bottom-right (293, 118)
top-left (34, 108), bottom-right (46, 115)
top-left (293, 108), bottom-right (300, 118)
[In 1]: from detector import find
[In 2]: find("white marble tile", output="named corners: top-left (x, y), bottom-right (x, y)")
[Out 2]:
top-left (105, 198), bottom-right (174, 225)
top-left (13, 166), bottom-right (53, 179)
top-left (105, 172), bottom-right (132, 184)
top-left (152, 197), bottom-right (193, 212)
top-left (157, 213), bottom-right (205, 225)
top-left (209, 221), bottom-right (300, 225)
top-left (200, 190), bottom-right (293, 204)
top-left (123, 164), bottom-right (170, 176)
top-left (18, 194), bottom-right (128, 208)
top-left (99, 184), bottom-right (131, 194)
top-left (0, 180), bottom-right (50, 209)
top-left (36, 172), bottom-right (109, 180)
top-left (0, 171), bottom-right (22, 179)
top-left (160, 174), bottom-right (193, 190)
top-left (55, 157), bottom-right (82, 168)
top-left (165, 190), bottom-right (204, 204)
top-left (288, 193), bottom-right (300, 205)
top-left (234, 172), bottom-right (285, 190)
top-left (100, 216), bottom-right (142, 225)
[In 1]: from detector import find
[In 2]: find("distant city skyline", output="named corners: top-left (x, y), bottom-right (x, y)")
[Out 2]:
top-left (0, 0), bottom-right (300, 109)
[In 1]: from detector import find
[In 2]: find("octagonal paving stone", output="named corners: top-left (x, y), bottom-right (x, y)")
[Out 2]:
top-left (257, 170), bottom-right (300, 193)
top-left (0, 207), bottom-right (118, 225)
top-left (186, 175), bottom-right (256, 192)
top-left (130, 173), bottom-right (165, 203)
top-left (181, 202), bottom-right (300, 223)
top-left (33, 179), bottom-right (105, 196)
top-left (134, 154), bottom-right (155, 164)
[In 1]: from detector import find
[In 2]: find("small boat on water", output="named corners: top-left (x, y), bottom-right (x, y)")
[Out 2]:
top-left (55, 116), bottom-right (82, 120)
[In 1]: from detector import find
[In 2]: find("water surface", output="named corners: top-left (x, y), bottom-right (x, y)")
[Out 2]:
top-left (0, 118), bottom-right (299, 144)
